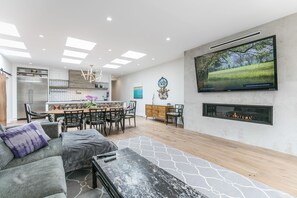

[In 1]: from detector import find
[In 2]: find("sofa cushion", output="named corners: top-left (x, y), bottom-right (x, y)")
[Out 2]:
top-left (5, 138), bottom-right (62, 169)
top-left (44, 193), bottom-right (67, 198)
top-left (0, 156), bottom-right (66, 198)
top-left (0, 123), bottom-right (48, 158)
top-left (0, 138), bottom-right (14, 170)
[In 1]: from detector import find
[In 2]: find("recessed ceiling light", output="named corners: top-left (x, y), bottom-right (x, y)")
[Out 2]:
top-left (121, 51), bottom-right (146, 59)
top-left (29, 62), bottom-right (32, 65)
top-left (103, 64), bottom-right (121, 69)
top-left (65, 37), bottom-right (96, 51)
top-left (42, 48), bottom-right (46, 51)
top-left (111, 58), bottom-right (131, 65)
top-left (166, 37), bottom-right (171, 41)
top-left (0, 49), bottom-right (31, 58)
top-left (0, 21), bottom-right (20, 37)
top-left (98, 57), bottom-right (102, 60)
top-left (137, 64), bottom-right (140, 66)
top-left (108, 49), bottom-right (112, 52)
top-left (152, 58), bottom-right (155, 61)
top-left (0, 38), bottom-right (26, 49)
top-left (61, 58), bottom-right (82, 64)
top-left (39, 35), bottom-right (44, 38)
top-left (106, 17), bottom-right (112, 22)
top-left (63, 50), bottom-right (88, 59)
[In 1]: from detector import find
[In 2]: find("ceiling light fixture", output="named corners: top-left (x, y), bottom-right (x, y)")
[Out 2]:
top-left (42, 48), bottom-right (46, 51)
top-left (111, 58), bottom-right (131, 65)
top-left (152, 58), bottom-right (155, 61)
top-left (121, 50), bottom-right (146, 59)
top-left (108, 49), bottom-right (112, 52)
top-left (166, 37), bottom-right (171, 41)
top-left (0, 38), bottom-right (26, 49)
top-left (63, 50), bottom-right (88, 59)
top-left (65, 37), bottom-right (96, 51)
top-left (98, 57), bottom-right (102, 60)
top-left (103, 64), bottom-right (121, 69)
top-left (0, 49), bottom-right (31, 58)
top-left (61, 58), bottom-right (82, 64)
top-left (106, 17), bottom-right (112, 22)
top-left (0, 21), bottom-right (20, 37)
top-left (39, 35), bottom-right (44, 38)
top-left (81, 65), bottom-right (103, 83)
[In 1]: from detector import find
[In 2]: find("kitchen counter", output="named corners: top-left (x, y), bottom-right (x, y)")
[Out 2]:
top-left (46, 101), bottom-right (124, 111)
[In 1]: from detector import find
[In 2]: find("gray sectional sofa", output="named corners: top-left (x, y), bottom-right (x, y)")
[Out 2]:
top-left (0, 122), bottom-right (118, 198)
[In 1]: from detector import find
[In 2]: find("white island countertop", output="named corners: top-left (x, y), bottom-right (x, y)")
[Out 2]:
top-left (46, 101), bottom-right (124, 105)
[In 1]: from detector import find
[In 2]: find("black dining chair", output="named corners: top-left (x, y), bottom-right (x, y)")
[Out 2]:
top-left (85, 108), bottom-right (107, 135)
top-left (166, 104), bottom-right (184, 127)
top-left (24, 103), bottom-right (52, 123)
top-left (106, 108), bottom-right (124, 135)
top-left (124, 100), bottom-right (137, 127)
top-left (61, 110), bottom-right (84, 132)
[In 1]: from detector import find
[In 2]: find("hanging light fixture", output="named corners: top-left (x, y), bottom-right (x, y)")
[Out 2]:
top-left (81, 65), bottom-right (103, 83)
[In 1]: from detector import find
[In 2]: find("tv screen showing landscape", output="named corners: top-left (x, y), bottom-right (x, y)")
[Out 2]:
top-left (195, 36), bottom-right (277, 92)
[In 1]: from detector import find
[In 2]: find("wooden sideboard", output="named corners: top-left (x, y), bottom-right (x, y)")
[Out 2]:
top-left (145, 104), bottom-right (172, 122)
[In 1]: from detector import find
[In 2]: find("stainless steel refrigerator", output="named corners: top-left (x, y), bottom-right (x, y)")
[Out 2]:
top-left (17, 67), bottom-right (48, 119)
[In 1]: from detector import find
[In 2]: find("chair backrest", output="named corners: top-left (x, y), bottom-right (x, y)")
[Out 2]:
top-left (24, 103), bottom-right (32, 123)
top-left (127, 100), bottom-right (137, 115)
top-left (63, 110), bottom-right (84, 125)
top-left (89, 108), bottom-right (106, 123)
top-left (175, 104), bottom-right (184, 115)
top-left (108, 108), bottom-right (124, 121)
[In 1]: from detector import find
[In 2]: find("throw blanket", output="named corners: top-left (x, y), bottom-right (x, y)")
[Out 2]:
top-left (61, 129), bottom-right (118, 172)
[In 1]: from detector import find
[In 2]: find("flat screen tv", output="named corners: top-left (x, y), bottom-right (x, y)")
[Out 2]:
top-left (195, 35), bottom-right (277, 92)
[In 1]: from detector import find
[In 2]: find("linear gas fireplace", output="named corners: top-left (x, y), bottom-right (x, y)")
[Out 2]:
top-left (203, 103), bottom-right (273, 125)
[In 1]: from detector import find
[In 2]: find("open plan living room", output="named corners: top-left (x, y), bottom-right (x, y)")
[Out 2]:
top-left (1, 0), bottom-right (297, 198)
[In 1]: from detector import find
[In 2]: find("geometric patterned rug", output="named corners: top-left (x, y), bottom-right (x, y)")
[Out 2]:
top-left (66, 136), bottom-right (293, 198)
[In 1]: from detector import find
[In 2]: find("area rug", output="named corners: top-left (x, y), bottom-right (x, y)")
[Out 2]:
top-left (66, 136), bottom-right (293, 198)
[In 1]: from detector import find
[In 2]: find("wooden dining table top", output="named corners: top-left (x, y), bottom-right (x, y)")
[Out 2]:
top-left (46, 107), bottom-right (126, 114)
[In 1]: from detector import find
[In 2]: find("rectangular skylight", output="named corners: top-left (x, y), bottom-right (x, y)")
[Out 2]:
top-left (103, 64), bottom-right (121, 69)
top-left (121, 51), bottom-right (146, 59)
top-left (0, 49), bottom-right (31, 58)
top-left (63, 50), bottom-right (88, 59)
top-left (65, 37), bottom-right (96, 51)
top-left (111, 58), bottom-right (131, 65)
top-left (61, 58), bottom-right (82, 64)
top-left (0, 21), bottom-right (20, 37)
top-left (0, 38), bottom-right (26, 49)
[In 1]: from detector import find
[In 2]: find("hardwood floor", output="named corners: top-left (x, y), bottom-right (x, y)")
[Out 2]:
top-left (8, 117), bottom-right (297, 196)
top-left (108, 117), bottom-right (297, 197)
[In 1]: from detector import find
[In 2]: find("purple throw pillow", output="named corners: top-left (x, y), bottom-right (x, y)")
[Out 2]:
top-left (0, 123), bottom-right (48, 158)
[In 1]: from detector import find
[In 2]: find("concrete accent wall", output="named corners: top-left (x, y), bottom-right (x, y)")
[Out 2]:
top-left (114, 58), bottom-right (184, 117)
top-left (184, 13), bottom-right (297, 156)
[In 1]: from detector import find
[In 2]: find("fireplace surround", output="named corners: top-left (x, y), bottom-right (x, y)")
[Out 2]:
top-left (203, 103), bottom-right (273, 125)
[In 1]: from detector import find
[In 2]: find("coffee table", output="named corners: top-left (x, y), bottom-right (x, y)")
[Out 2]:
top-left (92, 148), bottom-right (208, 198)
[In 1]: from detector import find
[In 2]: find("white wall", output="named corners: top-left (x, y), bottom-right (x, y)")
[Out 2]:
top-left (0, 55), bottom-right (12, 123)
top-left (184, 13), bottom-right (297, 156)
top-left (114, 58), bottom-right (184, 116)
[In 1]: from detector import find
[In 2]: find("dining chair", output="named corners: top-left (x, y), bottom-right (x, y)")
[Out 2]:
top-left (85, 108), bottom-right (106, 135)
top-left (166, 104), bottom-right (184, 127)
top-left (106, 108), bottom-right (124, 135)
top-left (61, 110), bottom-right (84, 132)
top-left (24, 103), bottom-right (52, 123)
top-left (124, 100), bottom-right (137, 127)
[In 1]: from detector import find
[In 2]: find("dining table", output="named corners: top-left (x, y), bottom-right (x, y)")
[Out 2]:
top-left (46, 107), bottom-right (128, 130)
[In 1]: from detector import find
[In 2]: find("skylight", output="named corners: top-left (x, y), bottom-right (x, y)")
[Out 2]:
top-left (63, 50), bottom-right (88, 59)
top-left (0, 49), bottom-right (31, 58)
top-left (0, 21), bottom-right (20, 37)
top-left (0, 38), bottom-right (26, 49)
top-left (111, 58), bottom-right (131, 65)
top-left (65, 37), bottom-right (96, 51)
top-left (121, 51), bottom-right (146, 59)
top-left (61, 58), bottom-right (82, 64)
top-left (103, 64), bottom-right (121, 69)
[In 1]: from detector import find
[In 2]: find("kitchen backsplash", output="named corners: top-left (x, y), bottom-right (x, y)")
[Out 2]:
top-left (49, 88), bottom-right (108, 102)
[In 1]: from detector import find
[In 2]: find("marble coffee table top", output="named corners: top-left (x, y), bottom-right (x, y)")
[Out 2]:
top-left (94, 148), bottom-right (208, 198)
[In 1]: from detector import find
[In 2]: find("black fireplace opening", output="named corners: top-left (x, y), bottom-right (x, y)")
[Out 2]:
top-left (203, 103), bottom-right (273, 125)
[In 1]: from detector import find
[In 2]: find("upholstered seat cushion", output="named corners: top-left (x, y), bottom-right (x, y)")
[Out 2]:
top-left (61, 129), bottom-right (118, 172)
top-left (4, 138), bottom-right (62, 169)
top-left (167, 112), bottom-right (179, 116)
top-left (0, 156), bottom-right (66, 198)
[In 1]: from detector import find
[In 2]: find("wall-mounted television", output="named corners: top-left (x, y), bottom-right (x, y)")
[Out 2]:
top-left (194, 35), bottom-right (277, 92)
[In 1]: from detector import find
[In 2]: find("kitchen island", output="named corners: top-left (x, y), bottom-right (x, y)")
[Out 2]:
top-left (46, 101), bottom-right (124, 111)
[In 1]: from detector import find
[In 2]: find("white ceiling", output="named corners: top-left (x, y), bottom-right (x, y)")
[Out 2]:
top-left (0, 0), bottom-right (297, 76)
